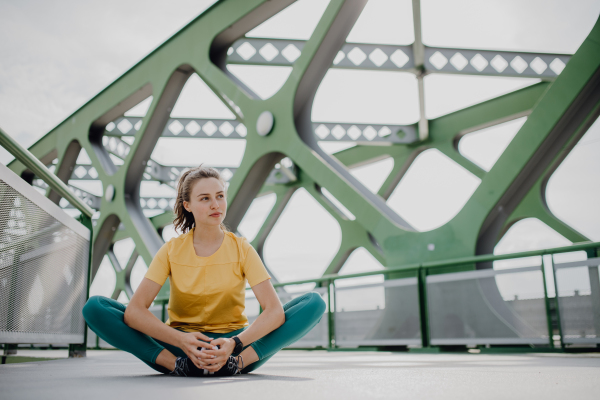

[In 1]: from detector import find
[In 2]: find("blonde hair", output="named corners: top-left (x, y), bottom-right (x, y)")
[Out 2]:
top-left (173, 165), bottom-right (228, 234)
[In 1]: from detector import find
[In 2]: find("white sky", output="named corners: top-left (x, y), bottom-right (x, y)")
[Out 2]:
top-left (1, 0), bottom-right (599, 298)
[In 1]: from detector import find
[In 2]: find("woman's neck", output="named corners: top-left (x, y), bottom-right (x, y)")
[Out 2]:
top-left (192, 225), bottom-right (224, 244)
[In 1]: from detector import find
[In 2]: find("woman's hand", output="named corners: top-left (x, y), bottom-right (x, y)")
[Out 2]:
top-left (201, 338), bottom-right (236, 372)
top-left (177, 332), bottom-right (216, 369)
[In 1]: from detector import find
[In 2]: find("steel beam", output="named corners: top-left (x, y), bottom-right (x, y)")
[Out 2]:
top-left (106, 116), bottom-right (417, 145)
top-left (226, 37), bottom-right (571, 79)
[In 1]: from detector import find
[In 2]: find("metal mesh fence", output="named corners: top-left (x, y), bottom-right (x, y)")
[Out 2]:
top-left (0, 174), bottom-right (90, 344)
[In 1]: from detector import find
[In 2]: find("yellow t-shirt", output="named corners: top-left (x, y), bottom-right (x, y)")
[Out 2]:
top-left (144, 229), bottom-right (271, 333)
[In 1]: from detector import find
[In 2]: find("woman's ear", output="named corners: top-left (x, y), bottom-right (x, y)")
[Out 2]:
top-left (183, 200), bottom-right (190, 213)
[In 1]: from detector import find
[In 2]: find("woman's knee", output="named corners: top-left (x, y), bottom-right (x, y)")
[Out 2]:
top-left (304, 292), bottom-right (326, 318)
top-left (82, 295), bottom-right (109, 324)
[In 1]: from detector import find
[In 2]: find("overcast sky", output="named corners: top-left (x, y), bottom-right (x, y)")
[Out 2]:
top-left (0, 0), bottom-right (599, 299)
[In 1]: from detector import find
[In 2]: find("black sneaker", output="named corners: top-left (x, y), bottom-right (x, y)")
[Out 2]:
top-left (170, 356), bottom-right (205, 377)
top-left (170, 355), bottom-right (243, 377)
top-left (212, 355), bottom-right (243, 376)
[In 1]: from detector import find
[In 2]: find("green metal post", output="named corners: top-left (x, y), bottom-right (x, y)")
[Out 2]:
top-left (161, 300), bottom-right (167, 323)
top-left (69, 213), bottom-right (93, 357)
top-left (585, 248), bottom-right (600, 341)
top-left (417, 267), bottom-right (430, 348)
top-left (540, 257), bottom-right (554, 348)
top-left (327, 280), bottom-right (335, 349)
top-left (550, 256), bottom-right (565, 349)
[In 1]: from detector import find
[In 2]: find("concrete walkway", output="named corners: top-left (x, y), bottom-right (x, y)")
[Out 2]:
top-left (2, 350), bottom-right (600, 399)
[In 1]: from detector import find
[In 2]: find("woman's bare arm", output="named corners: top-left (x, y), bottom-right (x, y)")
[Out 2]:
top-left (237, 279), bottom-right (285, 346)
top-left (206, 279), bottom-right (284, 362)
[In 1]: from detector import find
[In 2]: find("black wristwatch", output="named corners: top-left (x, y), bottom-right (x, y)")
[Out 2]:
top-left (232, 336), bottom-right (243, 354)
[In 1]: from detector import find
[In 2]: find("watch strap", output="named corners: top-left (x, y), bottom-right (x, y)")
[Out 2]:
top-left (232, 336), bottom-right (243, 353)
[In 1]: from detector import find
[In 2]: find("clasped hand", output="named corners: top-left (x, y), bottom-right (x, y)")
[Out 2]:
top-left (178, 332), bottom-right (235, 372)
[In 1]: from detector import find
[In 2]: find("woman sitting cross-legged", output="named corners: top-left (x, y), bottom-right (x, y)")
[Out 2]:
top-left (83, 165), bottom-right (326, 376)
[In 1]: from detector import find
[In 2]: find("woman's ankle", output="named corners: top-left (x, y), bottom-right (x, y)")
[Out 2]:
top-left (239, 346), bottom-right (259, 369)
top-left (156, 349), bottom-right (177, 371)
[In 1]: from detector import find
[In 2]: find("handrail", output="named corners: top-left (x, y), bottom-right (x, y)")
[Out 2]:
top-left (271, 241), bottom-right (600, 288)
top-left (0, 126), bottom-right (94, 218)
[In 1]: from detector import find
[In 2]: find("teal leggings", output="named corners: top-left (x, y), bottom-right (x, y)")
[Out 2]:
top-left (82, 292), bottom-right (326, 374)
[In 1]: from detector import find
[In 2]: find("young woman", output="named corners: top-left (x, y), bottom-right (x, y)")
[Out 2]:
top-left (83, 166), bottom-right (326, 376)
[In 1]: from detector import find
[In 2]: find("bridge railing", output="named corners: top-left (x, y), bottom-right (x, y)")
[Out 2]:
top-left (0, 127), bottom-right (93, 357)
top-left (251, 241), bottom-right (600, 350)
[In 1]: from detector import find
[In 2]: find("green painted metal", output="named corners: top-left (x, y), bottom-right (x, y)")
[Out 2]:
top-left (0, 127), bottom-right (93, 218)
top-left (2, 0), bottom-right (599, 338)
top-left (550, 256), bottom-right (565, 349)
top-left (417, 266), bottom-right (430, 347)
top-left (327, 281), bottom-right (334, 349)
top-left (540, 258), bottom-right (555, 349)
top-left (269, 241), bottom-right (600, 287)
top-left (69, 213), bottom-right (94, 357)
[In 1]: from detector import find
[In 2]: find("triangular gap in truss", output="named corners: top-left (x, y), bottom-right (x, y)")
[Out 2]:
top-left (263, 187), bottom-right (341, 284)
top-left (113, 238), bottom-right (136, 268)
top-left (89, 256), bottom-right (116, 298)
top-left (170, 74), bottom-right (235, 119)
top-left (346, 0), bottom-right (414, 45)
top-left (546, 116), bottom-right (600, 242)
top-left (147, 73), bottom-right (245, 206)
top-left (238, 192), bottom-right (277, 242)
top-left (424, 74), bottom-right (540, 119)
top-left (458, 117), bottom-right (527, 172)
top-left (492, 217), bottom-right (582, 300)
top-left (337, 247), bottom-right (385, 287)
top-left (387, 148), bottom-right (481, 232)
top-left (245, 0), bottom-right (331, 40)
top-left (101, 94), bottom-right (154, 172)
top-left (349, 157), bottom-right (395, 195)
top-left (313, 69), bottom-right (420, 124)
top-left (226, 65), bottom-right (292, 100)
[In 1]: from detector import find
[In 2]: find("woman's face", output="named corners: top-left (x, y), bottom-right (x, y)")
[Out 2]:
top-left (183, 177), bottom-right (227, 230)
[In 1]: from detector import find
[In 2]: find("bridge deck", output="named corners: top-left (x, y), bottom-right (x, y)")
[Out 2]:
top-left (2, 350), bottom-right (600, 399)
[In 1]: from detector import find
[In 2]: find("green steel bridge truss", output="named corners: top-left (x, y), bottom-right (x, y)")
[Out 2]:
top-left (7, 0), bottom-right (600, 302)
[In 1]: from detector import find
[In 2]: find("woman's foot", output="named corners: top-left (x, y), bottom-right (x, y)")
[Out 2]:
top-left (170, 355), bottom-right (242, 377)
top-left (213, 355), bottom-right (243, 376)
